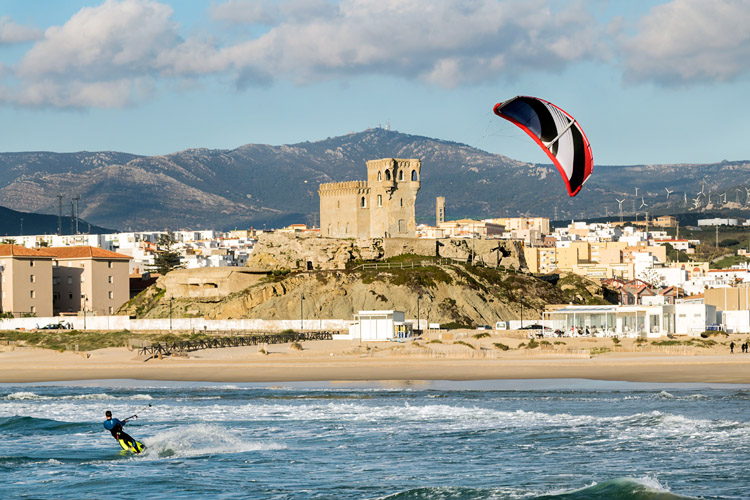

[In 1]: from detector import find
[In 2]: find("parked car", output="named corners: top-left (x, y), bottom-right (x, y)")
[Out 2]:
top-left (520, 324), bottom-right (543, 330)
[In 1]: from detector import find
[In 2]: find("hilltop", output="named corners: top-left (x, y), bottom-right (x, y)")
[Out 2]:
top-left (1, 128), bottom-right (749, 231)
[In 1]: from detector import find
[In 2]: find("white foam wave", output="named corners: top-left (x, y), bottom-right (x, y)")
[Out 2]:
top-left (5, 392), bottom-right (39, 400)
top-left (658, 390), bottom-right (675, 398)
top-left (137, 424), bottom-right (285, 460)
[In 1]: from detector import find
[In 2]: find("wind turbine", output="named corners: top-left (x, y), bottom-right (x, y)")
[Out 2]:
top-left (665, 188), bottom-right (673, 200)
top-left (692, 196), bottom-right (702, 209)
top-left (616, 198), bottom-right (625, 223)
top-left (639, 197), bottom-right (648, 209)
top-left (683, 192), bottom-right (688, 205)
top-left (745, 187), bottom-right (750, 206)
top-left (699, 180), bottom-right (706, 196)
top-left (720, 192), bottom-right (727, 205)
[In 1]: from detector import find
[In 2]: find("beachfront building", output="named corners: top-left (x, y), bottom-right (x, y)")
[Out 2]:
top-left (0, 245), bottom-right (54, 317)
top-left (543, 302), bottom-right (717, 338)
top-left (346, 310), bottom-right (412, 341)
top-left (45, 247), bottom-right (131, 316)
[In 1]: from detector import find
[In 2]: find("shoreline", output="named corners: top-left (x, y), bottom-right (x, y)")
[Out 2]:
top-left (2, 341), bottom-right (750, 384)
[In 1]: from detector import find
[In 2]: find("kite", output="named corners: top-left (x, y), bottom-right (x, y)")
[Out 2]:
top-left (493, 96), bottom-right (593, 197)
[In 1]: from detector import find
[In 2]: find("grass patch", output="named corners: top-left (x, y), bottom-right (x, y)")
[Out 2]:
top-left (453, 340), bottom-right (476, 350)
top-left (493, 342), bottom-right (510, 351)
top-left (526, 338), bottom-right (539, 349)
top-left (591, 347), bottom-right (612, 356)
top-left (553, 341), bottom-right (566, 345)
top-left (428, 339), bottom-right (443, 344)
top-left (473, 332), bottom-right (490, 339)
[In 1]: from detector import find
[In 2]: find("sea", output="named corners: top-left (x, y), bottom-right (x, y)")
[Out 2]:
top-left (1, 378), bottom-right (748, 500)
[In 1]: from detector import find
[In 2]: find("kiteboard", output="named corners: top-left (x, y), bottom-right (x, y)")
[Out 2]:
top-left (117, 437), bottom-right (146, 454)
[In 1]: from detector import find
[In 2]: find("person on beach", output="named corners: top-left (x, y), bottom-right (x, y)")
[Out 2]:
top-left (730, 341), bottom-right (735, 354)
top-left (103, 410), bottom-right (138, 451)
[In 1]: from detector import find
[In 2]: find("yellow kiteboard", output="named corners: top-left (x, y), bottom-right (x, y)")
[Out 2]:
top-left (117, 437), bottom-right (146, 454)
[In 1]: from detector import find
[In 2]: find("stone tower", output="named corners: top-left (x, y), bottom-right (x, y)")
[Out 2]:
top-left (318, 158), bottom-right (421, 238)
top-left (436, 196), bottom-right (445, 226)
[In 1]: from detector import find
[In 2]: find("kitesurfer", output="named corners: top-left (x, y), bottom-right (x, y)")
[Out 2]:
top-left (103, 410), bottom-right (139, 451)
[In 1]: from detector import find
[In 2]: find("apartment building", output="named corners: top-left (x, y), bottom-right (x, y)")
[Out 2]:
top-left (43, 247), bottom-right (131, 316)
top-left (0, 245), bottom-right (54, 317)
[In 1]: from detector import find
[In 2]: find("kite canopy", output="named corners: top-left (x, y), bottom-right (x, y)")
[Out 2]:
top-left (493, 96), bottom-right (593, 197)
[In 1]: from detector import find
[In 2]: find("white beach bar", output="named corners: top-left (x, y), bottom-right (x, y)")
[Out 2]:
top-left (344, 310), bottom-right (411, 341)
top-left (544, 303), bottom-right (717, 338)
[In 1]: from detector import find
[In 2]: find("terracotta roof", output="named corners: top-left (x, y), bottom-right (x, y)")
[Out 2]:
top-left (0, 244), bottom-right (53, 258)
top-left (39, 246), bottom-right (131, 260)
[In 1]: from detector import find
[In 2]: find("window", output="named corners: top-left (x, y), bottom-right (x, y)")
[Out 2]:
top-left (377, 171), bottom-right (382, 181)
top-left (360, 196), bottom-right (366, 208)
top-left (67, 276), bottom-right (72, 285)
top-left (400, 198), bottom-right (403, 207)
top-left (30, 274), bottom-right (35, 283)
top-left (108, 306), bottom-right (114, 314)
top-left (377, 195), bottom-right (382, 207)
top-left (385, 170), bottom-right (391, 181)
top-left (29, 260), bottom-right (34, 267)
top-left (399, 170), bottom-right (404, 181)
top-left (108, 261), bottom-right (113, 268)
top-left (108, 276), bottom-right (113, 284)
top-left (68, 293), bottom-right (73, 300)
top-left (30, 306), bottom-right (35, 314)
top-left (411, 170), bottom-right (418, 181)
top-left (345, 223), bottom-right (350, 234)
top-left (398, 219), bottom-right (406, 233)
top-left (30, 290), bottom-right (35, 299)
top-left (53, 277), bottom-right (59, 285)
top-left (108, 291), bottom-right (113, 299)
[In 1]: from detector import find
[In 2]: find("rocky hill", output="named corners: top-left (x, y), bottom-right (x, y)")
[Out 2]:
top-left (119, 233), bottom-right (612, 326)
top-left (2, 128), bottom-right (749, 231)
top-left (121, 261), bottom-right (611, 327)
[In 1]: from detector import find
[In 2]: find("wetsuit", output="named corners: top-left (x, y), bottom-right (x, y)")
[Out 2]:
top-left (103, 418), bottom-right (138, 451)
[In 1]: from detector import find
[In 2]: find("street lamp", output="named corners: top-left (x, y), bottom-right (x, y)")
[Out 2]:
top-left (520, 301), bottom-right (524, 329)
top-left (82, 294), bottom-right (88, 330)
top-left (169, 296), bottom-right (174, 331)
top-left (416, 294), bottom-right (421, 335)
top-left (300, 293), bottom-right (305, 330)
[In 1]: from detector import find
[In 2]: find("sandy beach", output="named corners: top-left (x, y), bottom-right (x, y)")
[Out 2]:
top-left (2, 332), bottom-right (750, 384)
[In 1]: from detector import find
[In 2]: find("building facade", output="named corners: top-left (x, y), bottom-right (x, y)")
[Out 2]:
top-left (44, 247), bottom-right (131, 316)
top-left (319, 158), bottom-right (421, 238)
top-left (0, 245), bottom-right (54, 317)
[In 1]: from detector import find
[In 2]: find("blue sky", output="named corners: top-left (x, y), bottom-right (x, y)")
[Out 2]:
top-left (0, 0), bottom-right (748, 165)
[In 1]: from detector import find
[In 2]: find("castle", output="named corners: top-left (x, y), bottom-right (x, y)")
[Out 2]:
top-left (318, 158), bottom-right (421, 238)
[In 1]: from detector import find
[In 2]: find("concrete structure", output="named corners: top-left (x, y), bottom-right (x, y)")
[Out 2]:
top-left (43, 247), bottom-right (131, 316)
top-left (319, 158), bottom-right (421, 239)
top-left (0, 245), bottom-right (54, 317)
top-left (346, 310), bottom-right (411, 341)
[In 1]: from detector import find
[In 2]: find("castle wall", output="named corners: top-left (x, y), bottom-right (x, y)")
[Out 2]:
top-left (318, 181), bottom-right (369, 238)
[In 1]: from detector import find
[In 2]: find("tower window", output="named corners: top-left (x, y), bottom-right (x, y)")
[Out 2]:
top-left (399, 170), bottom-right (404, 181)
top-left (360, 196), bottom-right (366, 208)
top-left (411, 170), bottom-right (418, 181)
top-left (377, 195), bottom-right (382, 207)
top-left (378, 171), bottom-right (382, 181)
top-left (385, 170), bottom-right (391, 181)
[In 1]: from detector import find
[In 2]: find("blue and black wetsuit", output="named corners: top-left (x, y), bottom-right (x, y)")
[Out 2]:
top-left (103, 418), bottom-right (137, 450)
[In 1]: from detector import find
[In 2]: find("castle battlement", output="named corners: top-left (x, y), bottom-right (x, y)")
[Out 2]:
top-left (318, 180), bottom-right (369, 196)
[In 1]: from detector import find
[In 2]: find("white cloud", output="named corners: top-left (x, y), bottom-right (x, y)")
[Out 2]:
top-left (221, 0), bottom-right (610, 87)
top-left (2, 0), bottom-right (613, 108)
top-left (622, 0), bottom-right (750, 85)
top-left (0, 16), bottom-right (42, 44)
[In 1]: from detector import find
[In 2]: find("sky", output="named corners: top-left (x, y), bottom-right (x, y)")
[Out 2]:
top-left (0, 0), bottom-right (748, 165)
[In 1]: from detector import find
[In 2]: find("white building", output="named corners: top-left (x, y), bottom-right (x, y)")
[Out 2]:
top-left (346, 310), bottom-right (412, 341)
top-left (545, 302), bottom-right (717, 338)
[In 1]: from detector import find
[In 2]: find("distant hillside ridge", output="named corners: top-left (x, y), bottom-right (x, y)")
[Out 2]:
top-left (0, 205), bottom-right (113, 237)
top-left (1, 128), bottom-right (749, 230)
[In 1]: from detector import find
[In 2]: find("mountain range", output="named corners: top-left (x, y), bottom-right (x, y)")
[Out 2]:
top-left (1, 128), bottom-right (749, 232)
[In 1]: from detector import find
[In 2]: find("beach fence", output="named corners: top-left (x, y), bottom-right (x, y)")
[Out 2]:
top-left (0, 316), bottom-right (351, 333)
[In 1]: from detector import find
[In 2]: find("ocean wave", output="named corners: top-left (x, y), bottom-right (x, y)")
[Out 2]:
top-left (3, 391), bottom-right (151, 401)
top-left (376, 477), bottom-right (698, 500)
top-left (135, 424), bottom-right (286, 460)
